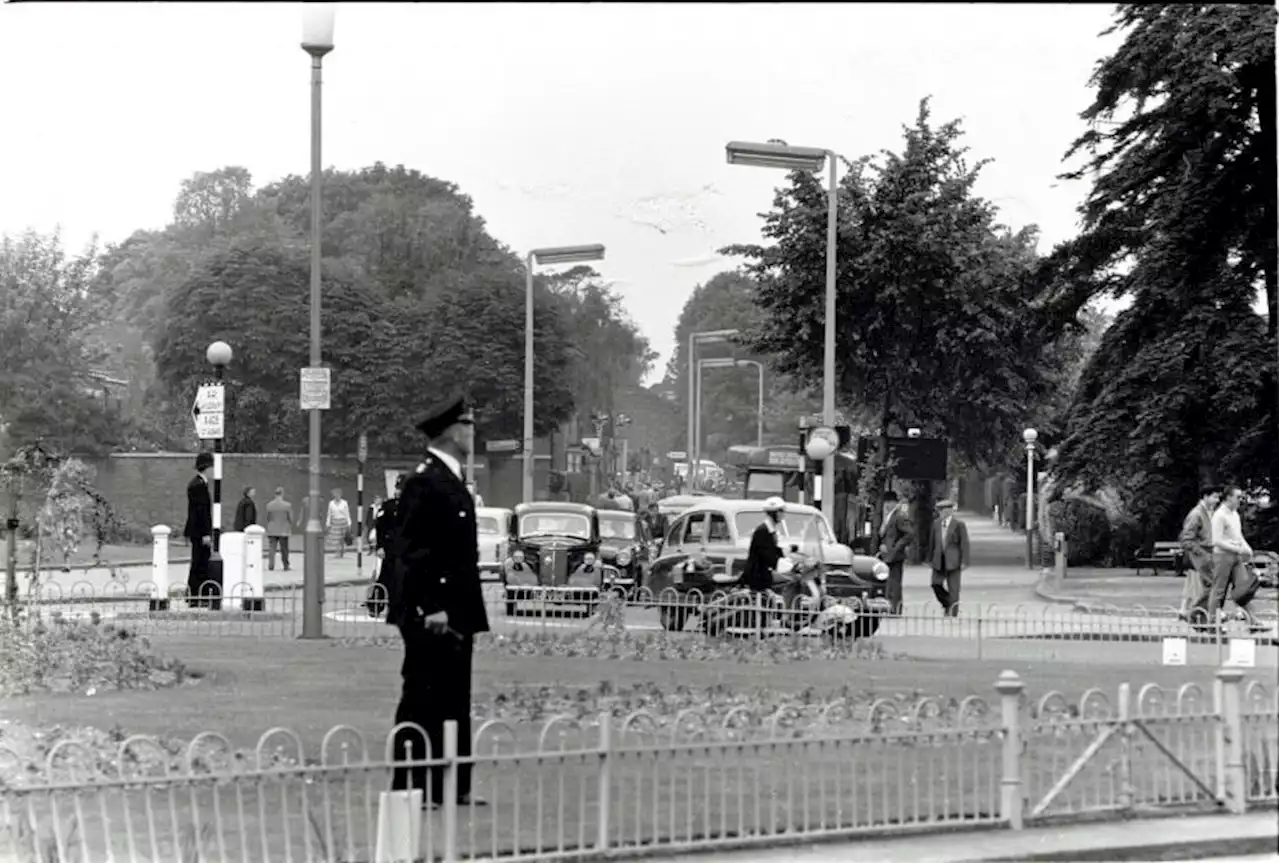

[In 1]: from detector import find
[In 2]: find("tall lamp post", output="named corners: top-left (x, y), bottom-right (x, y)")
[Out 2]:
top-left (1023, 428), bottom-right (1038, 569)
top-left (523, 244), bottom-right (606, 503)
top-left (301, 5), bottom-right (335, 639)
top-left (726, 140), bottom-right (838, 526)
top-left (686, 329), bottom-right (738, 488)
top-left (700, 357), bottom-right (764, 448)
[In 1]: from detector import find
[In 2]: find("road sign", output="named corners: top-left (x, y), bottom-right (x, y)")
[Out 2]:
top-left (191, 384), bottom-right (225, 440)
top-left (666, 451), bottom-right (688, 461)
top-left (357, 433), bottom-right (368, 463)
top-left (486, 439), bottom-right (519, 453)
top-left (299, 367), bottom-right (331, 411)
top-left (1161, 637), bottom-right (1187, 666)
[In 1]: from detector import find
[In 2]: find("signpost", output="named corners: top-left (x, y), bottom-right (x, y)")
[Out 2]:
top-left (356, 432), bottom-right (368, 577)
top-left (299, 367), bottom-right (331, 411)
top-left (191, 384), bottom-right (225, 440)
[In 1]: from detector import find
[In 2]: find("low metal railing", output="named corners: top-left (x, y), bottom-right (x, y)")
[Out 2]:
top-left (2, 671), bottom-right (1275, 862)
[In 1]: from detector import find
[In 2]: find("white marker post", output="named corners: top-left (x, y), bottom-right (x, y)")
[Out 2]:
top-left (242, 525), bottom-right (266, 612)
top-left (150, 525), bottom-right (171, 612)
top-left (1162, 637), bottom-right (1188, 666)
top-left (1226, 638), bottom-right (1257, 668)
top-left (221, 530), bottom-right (246, 606)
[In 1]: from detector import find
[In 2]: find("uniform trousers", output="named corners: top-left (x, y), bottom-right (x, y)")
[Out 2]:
top-left (391, 625), bottom-right (475, 803)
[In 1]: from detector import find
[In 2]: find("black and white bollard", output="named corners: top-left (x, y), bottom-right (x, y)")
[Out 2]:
top-left (356, 432), bottom-right (367, 579)
top-left (150, 524), bottom-right (170, 612)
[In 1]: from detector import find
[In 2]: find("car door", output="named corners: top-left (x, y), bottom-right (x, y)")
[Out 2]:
top-left (701, 511), bottom-right (740, 584)
top-left (646, 513), bottom-right (700, 595)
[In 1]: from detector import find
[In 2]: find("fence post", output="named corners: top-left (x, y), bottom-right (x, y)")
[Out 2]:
top-left (995, 670), bottom-right (1025, 829)
top-left (1216, 667), bottom-right (1247, 814)
top-left (1116, 682), bottom-right (1134, 810)
top-left (149, 525), bottom-right (171, 612)
top-left (596, 711), bottom-right (613, 851)
top-left (442, 720), bottom-right (459, 862)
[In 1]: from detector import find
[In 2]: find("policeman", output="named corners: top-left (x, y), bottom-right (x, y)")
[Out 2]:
top-left (365, 473), bottom-right (406, 618)
top-left (740, 496), bottom-right (789, 593)
top-left (387, 394), bottom-right (490, 808)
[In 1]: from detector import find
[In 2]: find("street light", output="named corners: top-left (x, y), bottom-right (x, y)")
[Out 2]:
top-left (726, 139), bottom-right (838, 526)
top-left (686, 329), bottom-right (738, 489)
top-left (1023, 427), bottom-right (1038, 569)
top-left (699, 358), bottom-right (765, 448)
top-left (301, 4), bottom-right (335, 639)
top-left (523, 244), bottom-right (606, 503)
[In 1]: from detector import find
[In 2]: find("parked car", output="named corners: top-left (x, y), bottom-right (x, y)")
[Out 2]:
top-left (596, 508), bottom-right (652, 594)
top-left (476, 507), bottom-right (512, 581)
top-left (501, 502), bottom-right (622, 616)
top-left (644, 499), bottom-right (890, 635)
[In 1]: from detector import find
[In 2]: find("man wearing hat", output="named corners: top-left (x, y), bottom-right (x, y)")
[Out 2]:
top-left (388, 394), bottom-right (490, 808)
top-left (182, 452), bottom-right (215, 607)
top-left (924, 499), bottom-right (970, 617)
top-left (878, 491), bottom-right (913, 614)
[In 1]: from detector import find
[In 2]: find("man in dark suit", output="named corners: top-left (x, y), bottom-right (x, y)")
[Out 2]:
top-left (183, 452), bottom-right (214, 607)
top-left (924, 499), bottom-right (970, 617)
top-left (878, 491), bottom-right (913, 614)
top-left (388, 395), bottom-right (490, 809)
top-left (366, 473), bottom-right (406, 618)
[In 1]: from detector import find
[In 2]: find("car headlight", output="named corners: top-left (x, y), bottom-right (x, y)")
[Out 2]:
top-left (584, 552), bottom-right (596, 566)
top-left (872, 561), bottom-right (889, 581)
top-left (617, 550), bottom-right (632, 567)
top-left (512, 550), bottom-right (525, 564)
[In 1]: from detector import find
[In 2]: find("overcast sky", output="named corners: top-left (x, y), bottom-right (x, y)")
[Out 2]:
top-left (0, 3), bottom-right (1120, 383)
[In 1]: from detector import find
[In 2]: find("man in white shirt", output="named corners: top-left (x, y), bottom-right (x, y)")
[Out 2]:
top-left (1207, 485), bottom-right (1261, 623)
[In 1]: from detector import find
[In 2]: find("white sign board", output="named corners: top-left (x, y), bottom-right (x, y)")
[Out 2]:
top-left (1161, 637), bottom-right (1188, 666)
top-left (192, 383), bottom-right (225, 440)
top-left (486, 439), bottom-right (519, 453)
top-left (357, 433), bottom-right (368, 463)
top-left (299, 367), bottom-right (331, 411)
top-left (582, 437), bottom-right (602, 455)
top-left (667, 451), bottom-right (688, 461)
top-left (1226, 638), bottom-right (1257, 668)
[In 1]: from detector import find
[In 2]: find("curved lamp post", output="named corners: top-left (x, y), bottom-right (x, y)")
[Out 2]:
top-left (726, 140), bottom-right (838, 526)
top-left (523, 244), bottom-right (606, 504)
top-left (300, 5), bottom-right (335, 639)
top-left (1023, 427), bottom-right (1038, 569)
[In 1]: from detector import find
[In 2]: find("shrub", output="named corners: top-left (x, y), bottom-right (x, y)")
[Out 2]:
top-left (1244, 504), bottom-right (1278, 553)
top-left (1049, 498), bottom-right (1113, 567)
top-left (1107, 514), bottom-right (1144, 567)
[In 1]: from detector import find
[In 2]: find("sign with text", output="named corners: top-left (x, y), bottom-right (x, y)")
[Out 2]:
top-left (666, 451), bottom-right (688, 461)
top-left (191, 383), bottom-right (225, 440)
top-left (486, 439), bottom-right (519, 453)
top-left (357, 433), bottom-right (368, 463)
top-left (299, 367), bottom-right (331, 411)
top-left (1161, 637), bottom-right (1188, 666)
top-left (1226, 638), bottom-right (1256, 668)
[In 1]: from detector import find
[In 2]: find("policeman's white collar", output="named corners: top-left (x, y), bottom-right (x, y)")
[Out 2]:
top-left (426, 447), bottom-right (463, 482)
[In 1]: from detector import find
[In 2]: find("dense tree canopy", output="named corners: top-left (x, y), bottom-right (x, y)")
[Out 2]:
top-left (1046, 4), bottom-right (1277, 539)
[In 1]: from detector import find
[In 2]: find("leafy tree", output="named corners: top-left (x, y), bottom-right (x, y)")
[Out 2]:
top-left (724, 99), bottom-right (1065, 473)
top-left (1046, 4), bottom-right (1278, 539)
top-left (172, 167), bottom-right (255, 238)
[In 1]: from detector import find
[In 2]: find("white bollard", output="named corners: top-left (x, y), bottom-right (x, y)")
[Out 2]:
top-left (150, 525), bottom-right (171, 612)
top-left (221, 531), bottom-right (247, 606)
top-left (242, 525), bottom-right (266, 612)
top-left (374, 789), bottom-right (423, 862)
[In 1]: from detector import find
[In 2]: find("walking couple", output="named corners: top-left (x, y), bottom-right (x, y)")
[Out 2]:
top-left (1178, 484), bottom-right (1265, 631)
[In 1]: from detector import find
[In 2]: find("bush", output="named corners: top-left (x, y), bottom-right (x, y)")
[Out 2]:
top-left (1049, 498), bottom-right (1113, 567)
top-left (1244, 504), bottom-right (1278, 553)
top-left (1107, 514), bottom-right (1144, 568)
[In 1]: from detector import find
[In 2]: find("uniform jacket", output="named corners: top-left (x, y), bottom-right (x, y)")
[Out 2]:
top-left (741, 521), bottom-right (784, 592)
top-left (1178, 502), bottom-right (1214, 565)
top-left (388, 455), bottom-right (490, 635)
top-left (879, 508), bottom-right (914, 564)
top-left (925, 515), bottom-right (970, 572)
top-left (183, 475), bottom-right (212, 541)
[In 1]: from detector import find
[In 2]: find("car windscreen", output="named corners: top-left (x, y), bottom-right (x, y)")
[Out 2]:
top-left (598, 515), bottom-right (636, 540)
top-left (477, 516), bottom-right (502, 535)
top-left (733, 511), bottom-right (833, 546)
top-left (520, 513), bottom-right (591, 539)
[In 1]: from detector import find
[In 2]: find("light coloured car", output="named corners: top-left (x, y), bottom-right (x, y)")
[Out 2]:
top-left (476, 507), bottom-right (511, 581)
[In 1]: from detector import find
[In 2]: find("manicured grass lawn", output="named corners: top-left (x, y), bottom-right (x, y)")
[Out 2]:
top-left (3, 636), bottom-right (1269, 862)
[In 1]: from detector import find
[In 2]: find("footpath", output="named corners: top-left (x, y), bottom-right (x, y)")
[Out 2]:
top-left (642, 810), bottom-right (1278, 862)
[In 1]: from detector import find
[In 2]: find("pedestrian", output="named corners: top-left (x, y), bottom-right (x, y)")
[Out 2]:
top-left (878, 491), bottom-right (913, 614)
top-left (924, 499), bottom-right (969, 618)
top-left (1177, 485), bottom-right (1219, 624)
top-left (1207, 485), bottom-right (1263, 629)
top-left (387, 395), bottom-right (489, 809)
top-left (366, 474), bottom-right (406, 617)
top-left (264, 487), bottom-right (294, 571)
top-left (233, 486), bottom-right (258, 532)
top-left (183, 452), bottom-right (214, 607)
top-left (325, 488), bottom-right (352, 558)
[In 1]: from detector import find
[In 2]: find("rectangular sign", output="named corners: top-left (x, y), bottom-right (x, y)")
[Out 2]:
top-left (1226, 638), bottom-right (1256, 668)
top-left (767, 450), bottom-right (805, 469)
top-left (666, 451), bottom-right (687, 461)
top-left (299, 367), bottom-right (331, 411)
top-left (1161, 637), bottom-right (1188, 666)
top-left (486, 439), bottom-right (519, 453)
top-left (192, 383), bottom-right (225, 440)
top-left (357, 433), bottom-right (368, 463)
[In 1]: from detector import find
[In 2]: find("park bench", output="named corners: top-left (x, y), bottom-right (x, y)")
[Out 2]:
top-left (1134, 541), bottom-right (1185, 577)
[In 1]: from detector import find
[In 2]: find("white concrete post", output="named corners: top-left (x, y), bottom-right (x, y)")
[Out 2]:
top-left (221, 531), bottom-right (246, 606)
top-left (150, 525), bottom-right (171, 612)
top-left (995, 670), bottom-right (1025, 829)
top-left (242, 525), bottom-right (266, 612)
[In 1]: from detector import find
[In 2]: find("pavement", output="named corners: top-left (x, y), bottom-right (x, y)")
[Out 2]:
top-left (638, 810), bottom-right (1279, 862)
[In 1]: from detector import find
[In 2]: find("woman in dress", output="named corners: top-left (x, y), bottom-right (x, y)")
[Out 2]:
top-left (325, 488), bottom-right (352, 558)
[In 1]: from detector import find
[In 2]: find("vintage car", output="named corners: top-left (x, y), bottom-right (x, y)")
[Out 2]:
top-left (596, 508), bottom-right (653, 594)
top-left (476, 507), bottom-right (512, 581)
top-left (501, 502), bottom-right (622, 616)
top-left (644, 498), bottom-right (890, 635)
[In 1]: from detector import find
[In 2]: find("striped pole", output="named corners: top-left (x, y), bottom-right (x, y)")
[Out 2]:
top-left (212, 370), bottom-right (224, 552)
top-left (356, 432), bottom-right (367, 578)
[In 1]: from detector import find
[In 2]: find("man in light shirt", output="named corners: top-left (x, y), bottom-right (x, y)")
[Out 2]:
top-left (1207, 485), bottom-right (1262, 625)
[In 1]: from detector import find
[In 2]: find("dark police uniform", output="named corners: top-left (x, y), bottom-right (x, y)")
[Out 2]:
top-left (387, 396), bottom-right (490, 805)
top-left (741, 519), bottom-right (784, 593)
top-left (365, 493), bottom-right (400, 617)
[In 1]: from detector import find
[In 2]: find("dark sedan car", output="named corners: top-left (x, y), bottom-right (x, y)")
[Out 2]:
top-left (501, 502), bottom-right (622, 616)
top-left (596, 508), bottom-right (652, 595)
